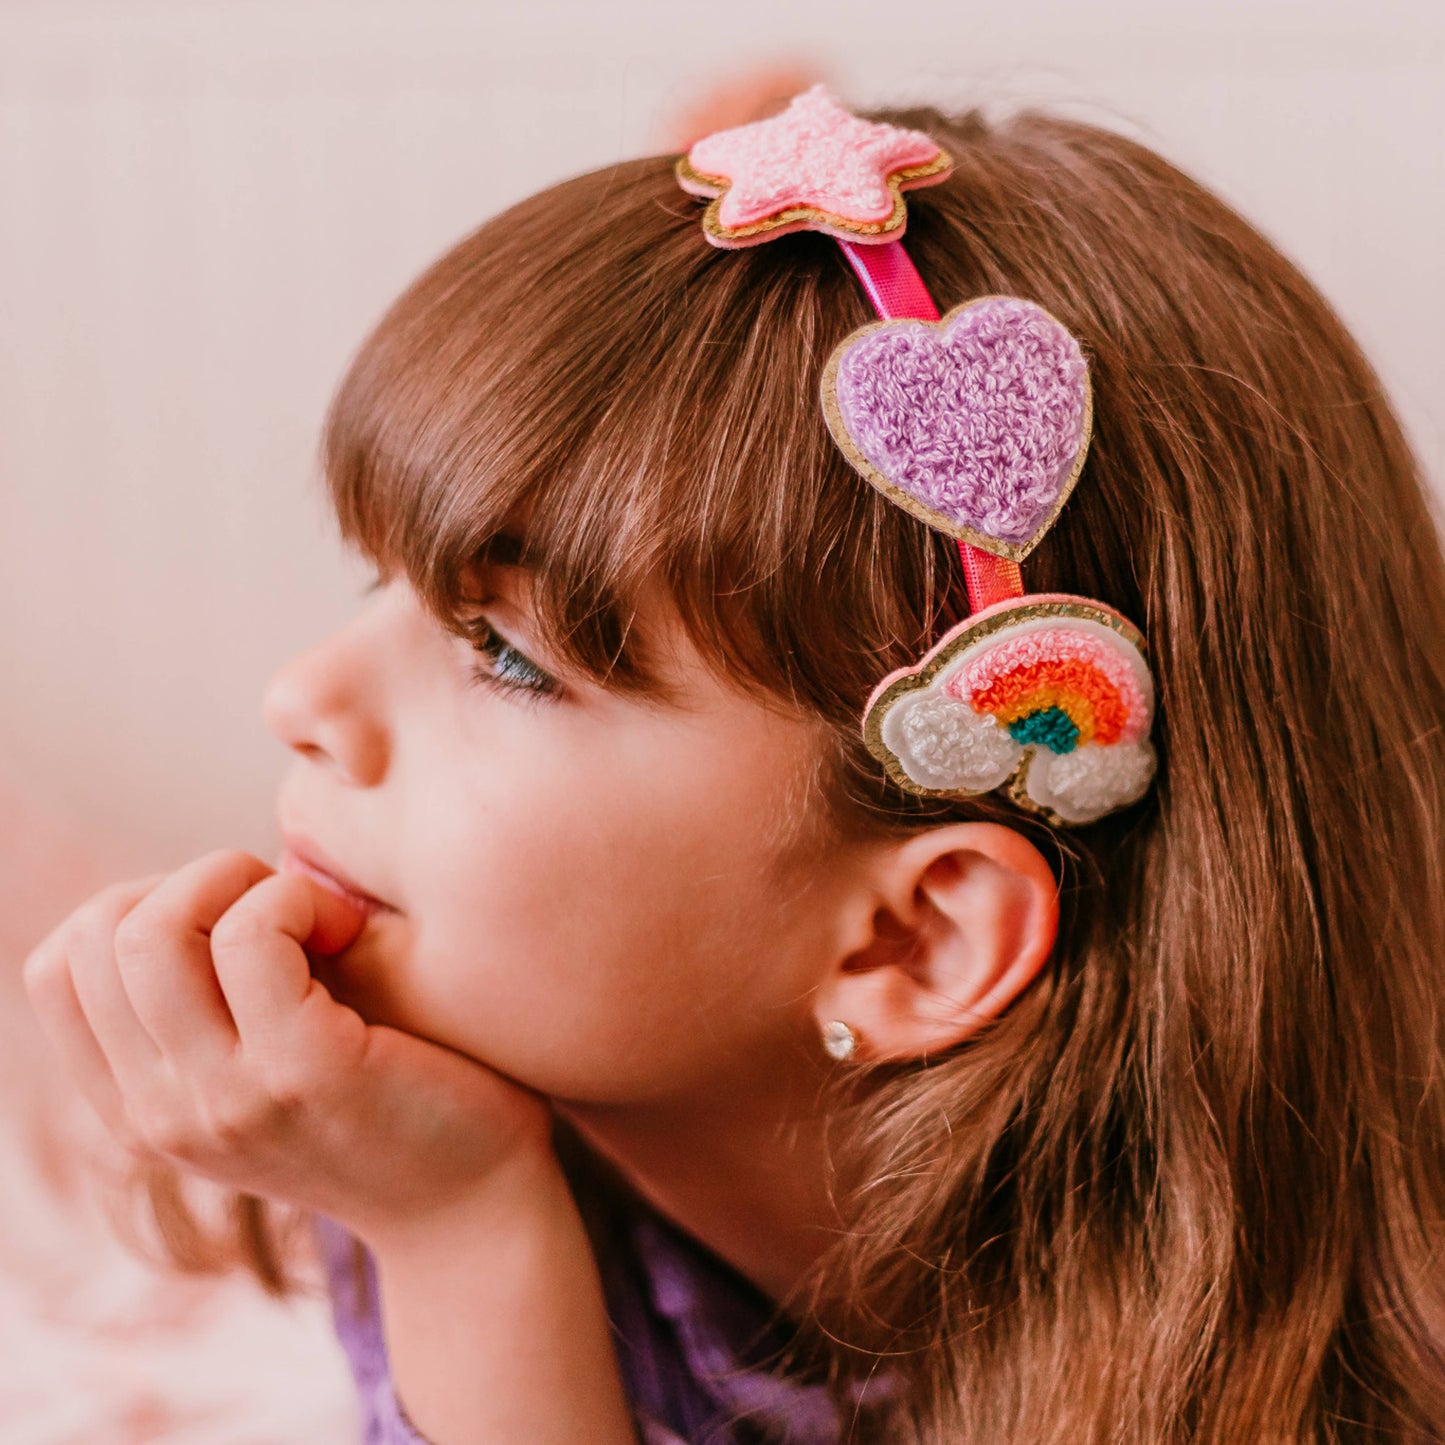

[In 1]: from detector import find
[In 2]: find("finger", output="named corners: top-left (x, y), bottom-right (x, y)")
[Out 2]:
top-left (28, 953), bottom-right (136, 1143)
top-left (297, 878), bottom-right (372, 957)
top-left (69, 875), bottom-right (186, 1099)
top-left (112, 850), bottom-right (276, 1067)
top-left (24, 875), bottom-right (168, 1144)
top-left (209, 871), bottom-right (367, 1048)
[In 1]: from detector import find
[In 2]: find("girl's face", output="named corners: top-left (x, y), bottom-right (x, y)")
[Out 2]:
top-left (262, 559), bottom-right (850, 1105)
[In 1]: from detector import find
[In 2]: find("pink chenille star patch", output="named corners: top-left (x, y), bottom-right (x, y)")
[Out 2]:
top-left (675, 84), bottom-right (953, 248)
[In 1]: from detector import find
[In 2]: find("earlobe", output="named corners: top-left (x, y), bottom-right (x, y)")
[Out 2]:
top-left (816, 823), bottom-right (1059, 1063)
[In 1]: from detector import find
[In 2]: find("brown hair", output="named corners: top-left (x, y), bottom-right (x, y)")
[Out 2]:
top-left (119, 105), bottom-right (1445, 1440)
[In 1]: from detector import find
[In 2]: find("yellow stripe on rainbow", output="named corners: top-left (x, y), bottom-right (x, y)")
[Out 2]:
top-left (972, 658), bottom-right (1124, 746)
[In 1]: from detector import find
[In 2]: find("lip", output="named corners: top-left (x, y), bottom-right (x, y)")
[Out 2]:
top-left (277, 831), bottom-right (397, 917)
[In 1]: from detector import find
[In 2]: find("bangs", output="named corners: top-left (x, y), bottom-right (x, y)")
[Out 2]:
top-left (318, 154), bottom-right (962, 720)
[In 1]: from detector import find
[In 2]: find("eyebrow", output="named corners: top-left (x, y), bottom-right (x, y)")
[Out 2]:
top-left (465, 528), bottom-right (682, 700)
top-left (459, 531), bottom-right (533, 602)
top-left (475, 531), bottom-right (529, 570)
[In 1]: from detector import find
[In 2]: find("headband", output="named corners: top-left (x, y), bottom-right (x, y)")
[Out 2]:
top-left (676, 85), bottom-right (1158, 827)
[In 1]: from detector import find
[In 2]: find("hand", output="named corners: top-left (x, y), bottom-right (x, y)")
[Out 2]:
top-left (21, 850), bottom-right (556, 1248)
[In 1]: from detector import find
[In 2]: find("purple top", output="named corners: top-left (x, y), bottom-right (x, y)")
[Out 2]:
top-left (312, 1136), bottom-right (894, 1444)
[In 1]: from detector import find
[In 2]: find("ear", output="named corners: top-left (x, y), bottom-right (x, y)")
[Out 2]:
top-left (814, 823), bottom-right (1059, 1063)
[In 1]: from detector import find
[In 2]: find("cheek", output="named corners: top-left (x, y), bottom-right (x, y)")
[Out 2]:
top-left (391, 714), bottom-right (820, 1094)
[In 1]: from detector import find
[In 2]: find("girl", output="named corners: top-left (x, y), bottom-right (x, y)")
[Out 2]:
top-left (22, 93), bottom-right (1445, 1444)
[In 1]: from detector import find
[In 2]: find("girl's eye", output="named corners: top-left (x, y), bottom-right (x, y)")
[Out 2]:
top-left (462, 615), bottom-right (561, 704)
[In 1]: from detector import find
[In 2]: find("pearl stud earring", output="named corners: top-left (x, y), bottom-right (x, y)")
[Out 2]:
top-left (821, 1019), bottom-right (859, 1061)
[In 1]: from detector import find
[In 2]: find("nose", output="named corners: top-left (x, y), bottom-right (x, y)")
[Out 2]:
top-left (262, 625), bottom-right (390, 787)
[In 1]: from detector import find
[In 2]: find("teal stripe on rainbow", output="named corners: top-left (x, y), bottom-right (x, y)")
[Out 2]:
top-left (1007, 705), bottom-right (1079, 752)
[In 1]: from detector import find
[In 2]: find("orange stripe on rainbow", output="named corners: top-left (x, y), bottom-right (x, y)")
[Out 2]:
top-left (973, 658), bottom-right (1124, 746)
top-left (943, 625), bottom-right (1148, 748)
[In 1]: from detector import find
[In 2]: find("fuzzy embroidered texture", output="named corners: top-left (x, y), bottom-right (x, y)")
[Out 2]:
top-left (1036, 742), bottom-right (1158, 821)
top-left (834, 298), bottom-right (1088, 545)
top-left (892, 692), bottom-right (1019, 788)
top-left (947, 626), bottom-right (1148, 746)
top-left (975, 664), bottom-right (1120, 746)
top-left (1008, 706), bottom-right (1079, 751)
top-left (984, 667), bottom-right (1113, 746)
top-left (685, 84), bottom-right (943, 229)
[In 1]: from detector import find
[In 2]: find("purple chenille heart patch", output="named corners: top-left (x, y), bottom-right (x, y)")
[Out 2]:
top-left (822, 296), bottom-right (1092, 559)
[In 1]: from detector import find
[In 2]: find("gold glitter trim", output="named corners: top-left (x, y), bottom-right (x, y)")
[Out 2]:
top-left (861, 597), bottom-right (1152, 828)
top-left (819, 296), bottom-right (1094, 562)
top-left (674, 151), bottom-right (954, 248)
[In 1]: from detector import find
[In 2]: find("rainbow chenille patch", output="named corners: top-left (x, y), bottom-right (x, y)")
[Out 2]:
top-left (863, 595), bottom-right (1157, 825)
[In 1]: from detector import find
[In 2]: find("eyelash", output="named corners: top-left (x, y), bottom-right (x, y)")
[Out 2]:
top-left (462, 614), bottom-right (562, 705)
top-left (358, 575), bottom-right (560, 705)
